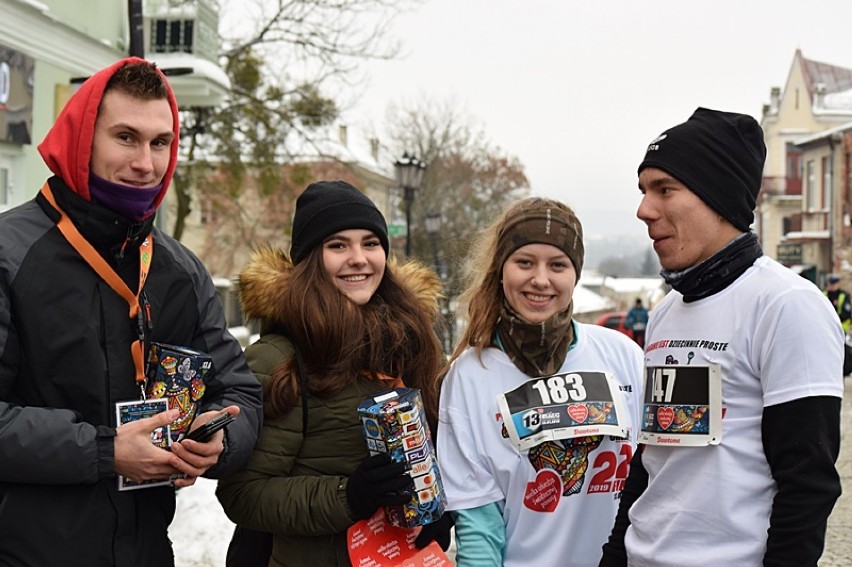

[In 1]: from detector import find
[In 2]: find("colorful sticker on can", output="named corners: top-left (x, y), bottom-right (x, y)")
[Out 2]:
top-left (145, 342), bottom-right (213, 443)
top-left (357, 387), bottom-right (447, 528)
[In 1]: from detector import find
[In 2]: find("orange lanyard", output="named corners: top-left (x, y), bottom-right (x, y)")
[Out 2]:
top-left (40, 182), bottom-right (153, 389)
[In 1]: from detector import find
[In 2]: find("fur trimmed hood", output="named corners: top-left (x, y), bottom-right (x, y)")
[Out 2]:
top-left (238, 246), bottom-right (443, 325)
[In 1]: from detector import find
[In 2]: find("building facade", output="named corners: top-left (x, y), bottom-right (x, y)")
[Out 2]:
top-left (180, 123), bottom-right (400, 279)
top-left (0, 0), bottom-right (228, 213)
top-left (784, 126), bottom-right (852, 280)
top-left (758, 49), bottom-right (852, 283)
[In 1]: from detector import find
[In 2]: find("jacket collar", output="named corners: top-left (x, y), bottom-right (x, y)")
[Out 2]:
top-left (40, 176), bottom-right (154, 254)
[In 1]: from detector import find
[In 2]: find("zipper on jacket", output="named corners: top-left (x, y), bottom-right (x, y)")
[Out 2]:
top-left (117, 227), bottom-right (133, 260)
top-left (141, 290), bottom-right (153, 332)
top-left (139, 290), bottom-right (153, 344)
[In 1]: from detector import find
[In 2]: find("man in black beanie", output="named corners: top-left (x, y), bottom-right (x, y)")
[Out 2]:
top-left (600, 108), bottom-right (844, 567)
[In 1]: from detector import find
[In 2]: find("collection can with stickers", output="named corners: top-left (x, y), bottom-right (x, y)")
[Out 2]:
top-left (357, 387), bottom-right (447, 528)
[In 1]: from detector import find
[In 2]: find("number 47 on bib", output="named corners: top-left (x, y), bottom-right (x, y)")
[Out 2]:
top-left (639, 364), bottom-right (722, 447)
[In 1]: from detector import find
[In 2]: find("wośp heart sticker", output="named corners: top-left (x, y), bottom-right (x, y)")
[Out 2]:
top-left (567, 404), bottom-right (588, 424)
top-left (523, 469), bottom-right (561, 512)
top-left (657, 406), bottom-right (674, 430)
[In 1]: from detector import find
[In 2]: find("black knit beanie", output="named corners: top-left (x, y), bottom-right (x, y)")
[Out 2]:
top-left (290, 180), bottom-right (389, 264)
top-left (638, 107), bottom-right (766, 231)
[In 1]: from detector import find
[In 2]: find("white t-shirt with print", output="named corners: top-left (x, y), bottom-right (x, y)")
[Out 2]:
top-left (625, 256), bottom-right (844, 567)
top-left (438, 323), bottom-right (644, 567)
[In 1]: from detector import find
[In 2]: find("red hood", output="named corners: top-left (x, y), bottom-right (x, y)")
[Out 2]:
top-left (37, 57), bottom-right (180, 211)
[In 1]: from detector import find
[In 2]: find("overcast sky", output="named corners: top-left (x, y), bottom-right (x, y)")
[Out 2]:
top-left (336, 0), bottom-right (852, 238)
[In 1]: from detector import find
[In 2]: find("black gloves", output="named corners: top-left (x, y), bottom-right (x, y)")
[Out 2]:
top-left (346, 453), bottom-right (413, 520)
top-left (346, 454), bottom-right (453, 550)
top-left (414, 512), bottom-right (454, 551)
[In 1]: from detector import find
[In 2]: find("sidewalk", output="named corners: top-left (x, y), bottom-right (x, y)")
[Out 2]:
top-left (820, 378), bottom-right (852, 566)
top-left (169, 479), bottom-right (232, 567)
top-left (169, 480), bottom-right (458, 566)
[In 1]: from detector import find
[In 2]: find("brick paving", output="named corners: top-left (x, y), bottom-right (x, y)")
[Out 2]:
top-left (821, 378), bottom-right (852, 566)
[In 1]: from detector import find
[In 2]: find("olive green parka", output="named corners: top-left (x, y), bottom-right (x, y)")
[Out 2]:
top-left (216, 248), bottom-right (441, 567)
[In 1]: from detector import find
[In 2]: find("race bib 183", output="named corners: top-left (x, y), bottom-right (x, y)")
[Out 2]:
top-left (497, 371), bottom-right (630, 452)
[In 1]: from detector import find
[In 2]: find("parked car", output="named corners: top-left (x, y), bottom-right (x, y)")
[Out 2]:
top-left (594, 311), bottom-right (634, 340)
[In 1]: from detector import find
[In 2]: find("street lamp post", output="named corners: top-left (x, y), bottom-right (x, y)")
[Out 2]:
top-left (424, 211), bottom-right (442, 273)
top-left (394, 153), bottom-right (427, 257)
top-left (424, 211), bottom-right (454, 352)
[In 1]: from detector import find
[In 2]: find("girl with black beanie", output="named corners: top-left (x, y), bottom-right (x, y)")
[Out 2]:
top-left (217, 180), bottom-right (447, 566)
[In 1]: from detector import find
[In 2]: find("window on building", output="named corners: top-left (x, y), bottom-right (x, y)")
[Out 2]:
top-left (199, 195), bottom-right (217, 224)
top-left (151, 19), bottom-right (194, 54)
top-left (785, 145), bottom-right (803, 195)
top-left (806, 160), bottom-right (816, 210)
top-left (787, 155), bottom-right (799, 179)
top-left (822, 156), bottom-right (832, 210)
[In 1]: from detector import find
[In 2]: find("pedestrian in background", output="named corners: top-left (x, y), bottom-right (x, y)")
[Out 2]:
top-left (600, 108), bottom-right (843, 566)
top-left (437, 196), bottom-right (644, 566)
top-left (824, 274), bottom-right (852, 334)
top-left (0, 57), bottom-right (262, 566)
top-left (624, 298), bottom-right (649, 347)
top-left (216, 180), bottom-right (451, 567)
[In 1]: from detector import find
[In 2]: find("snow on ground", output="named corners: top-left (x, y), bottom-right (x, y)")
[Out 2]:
top-left (169, 477), bottom-right (458, 566)
top-left (170, 477), bottom-right (234, 567)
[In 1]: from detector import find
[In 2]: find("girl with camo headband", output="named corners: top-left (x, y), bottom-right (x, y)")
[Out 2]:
top-left (436, 197), bottom-right (644, 566)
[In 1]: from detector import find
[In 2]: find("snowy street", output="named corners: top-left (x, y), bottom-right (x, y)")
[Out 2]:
top-left (169, 478), bottom-right (459, 566)
top-left (169, 478), bottom-right (234, 566)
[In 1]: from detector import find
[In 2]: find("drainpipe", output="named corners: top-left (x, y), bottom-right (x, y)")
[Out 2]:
top-left (128, 0), bottom-right (145, 58)
top-left (830, 132), bottom-right (843, 272)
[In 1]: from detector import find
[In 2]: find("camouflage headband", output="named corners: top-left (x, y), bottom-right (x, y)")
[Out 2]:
top-left (497, 206), bottom-right (584, 280)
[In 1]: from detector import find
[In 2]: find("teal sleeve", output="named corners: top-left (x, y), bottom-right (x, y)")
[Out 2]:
top-left (452, 502), bottom-right (505, 566)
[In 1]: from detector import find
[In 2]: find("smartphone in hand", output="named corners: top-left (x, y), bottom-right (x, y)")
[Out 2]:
top-left (184, 412), bottom-right (237, 442)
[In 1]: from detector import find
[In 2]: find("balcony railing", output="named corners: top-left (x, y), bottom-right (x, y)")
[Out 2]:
top-left (762, 176), bottom-right (786, 196)
top-left (801, 210), bottom-right (829, 232)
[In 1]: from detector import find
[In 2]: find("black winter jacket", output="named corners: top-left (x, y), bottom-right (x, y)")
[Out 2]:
top-left (0, 178), bottom-right (263, 566)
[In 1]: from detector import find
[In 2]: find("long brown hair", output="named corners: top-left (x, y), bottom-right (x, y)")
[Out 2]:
top-left (268, 245), bottom-right (443, 424)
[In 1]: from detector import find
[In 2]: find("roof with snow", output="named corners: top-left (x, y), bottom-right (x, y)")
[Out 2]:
top-left (581, 275), bottom-right (666, 295)
top-left (572, 283), bottom-right (615, 314)
top-left (801, 50), bottom-right (852, 98)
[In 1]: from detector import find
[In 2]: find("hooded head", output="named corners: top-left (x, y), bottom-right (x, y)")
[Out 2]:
top-left (37, 57), bottom-right (180, 217)
top-left (637, 107), bottom-right (766, 232)
top-left (289, 180), bottom-right (390, 264)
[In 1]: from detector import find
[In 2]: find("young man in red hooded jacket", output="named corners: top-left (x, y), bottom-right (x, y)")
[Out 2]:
top-left (0, 57), bottom-right (262, 566)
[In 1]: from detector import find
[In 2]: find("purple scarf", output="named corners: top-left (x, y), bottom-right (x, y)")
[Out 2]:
top-left (88, 173), bottom-right (162, 221)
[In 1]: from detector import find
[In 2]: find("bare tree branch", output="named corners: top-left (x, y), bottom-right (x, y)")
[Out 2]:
top-left (173, 0), bottom-right (417, 257)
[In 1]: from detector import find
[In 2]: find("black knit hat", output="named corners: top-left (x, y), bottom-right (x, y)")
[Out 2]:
top-left (290, 180), bottom-right (389, 264)
top-left (638, 107), bottom-right (766, 231)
